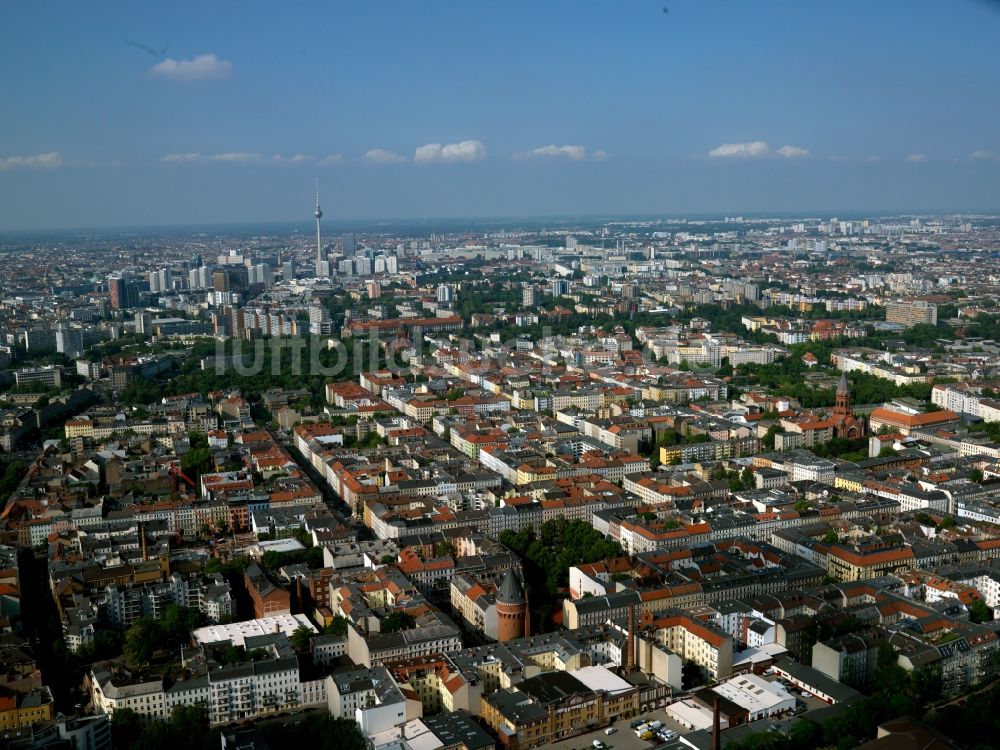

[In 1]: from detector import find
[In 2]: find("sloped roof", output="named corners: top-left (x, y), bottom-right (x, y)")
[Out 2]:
top-left (496, 569), bottom-right (524, 605)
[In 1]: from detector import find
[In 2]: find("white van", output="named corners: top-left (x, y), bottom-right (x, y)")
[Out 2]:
top-left (605, 728), bottom-right (617, 735)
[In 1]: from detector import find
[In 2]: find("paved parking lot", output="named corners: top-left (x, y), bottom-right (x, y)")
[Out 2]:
top-left (537, 708), bottom-right (686, 750)
top-left (535, 674), bottom-right (827, 750)
top-left (761, 673), bottom-right (829, 714)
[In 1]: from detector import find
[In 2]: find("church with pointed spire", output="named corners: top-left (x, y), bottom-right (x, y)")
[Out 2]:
top-left (829, 372), bottom-right (865, 439)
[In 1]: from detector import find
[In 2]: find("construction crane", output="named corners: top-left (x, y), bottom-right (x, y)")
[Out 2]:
top-left (168, 462), bottom-right (196, 500)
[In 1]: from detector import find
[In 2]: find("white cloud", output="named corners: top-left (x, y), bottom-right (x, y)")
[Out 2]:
top-left (365, 148), bottom-right (406, 164)
top-left (161, 153), bottom-right (203, 163)
top-left (708, 141), bottom-right (770, 159)
top-left (318, 154), bottom-right (343, 166)
top-left (517, 144), bottom-right (589, 161)
top-left (905, 153), bottom-right (927, 162)
top-left (591, 150), bottom-right (608, 160)
top-left (161, 152), bottom-right (318, 166)
top-left (210, 152), bottom-right (265, 164)
top-left (0, 151), bottom-right (63, 170)
top-left (970, 150), bottom-right (996, 161)
top-left (776, 145), bottom-right (809, 159)
top-left (149, 53), bottom-right (232, 81)
top-left (865, 155), bottom-right (883, 163)
top-left (414, 140), bottom-right (486, 164)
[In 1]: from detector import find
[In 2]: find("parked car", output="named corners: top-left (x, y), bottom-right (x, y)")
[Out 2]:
top-left (593, 741), bottom-right (605, 749)
top-left (605, 728), bottom-right (617, 735)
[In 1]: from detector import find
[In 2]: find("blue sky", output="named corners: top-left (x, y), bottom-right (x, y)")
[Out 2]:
top-left (1, 0), bottom-right (999, 230)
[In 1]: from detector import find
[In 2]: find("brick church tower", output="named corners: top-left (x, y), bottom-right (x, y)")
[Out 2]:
top-left (831, 372), bottom-right (865, 438)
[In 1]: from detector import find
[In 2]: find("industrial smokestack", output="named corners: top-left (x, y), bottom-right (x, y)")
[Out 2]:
top-left (626, 606), bottom-right (636, 671)
top-left (713, 695), bottom-right (721, 750)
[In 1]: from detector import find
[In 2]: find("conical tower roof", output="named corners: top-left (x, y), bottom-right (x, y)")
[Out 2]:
top-left (837, 372), bottom-right (849, 395)
top-left (497, 570), bottom-right (525, 605)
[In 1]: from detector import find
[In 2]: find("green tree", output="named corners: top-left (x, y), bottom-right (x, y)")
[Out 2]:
top-left (325, 616), bottom-right (349, 637)
top-left (762, 424), bottom-right (781, 450)
top-left (290, 625), bottom-right (314, 652)
top-left (124, 618), bottom-right (162, 666)
top-left (258, 713), bottom-right (366, 750)
top-left (161, 605), bottom-right (203, 642)
top-left (0, 460), bottom-right (26, 502)
top-left (969, 597), bottom-right (993, 623)
top-left (500, 519), bottom-right (622, 632)
top-left (717, 356), bottom-right (734, 379)
top-left (181, 441), bottom-right (213, 482)
top-left (221, 644), bottom-right (244, 664)
top-left (92, 629), bottom-right (124, 660)
top-left (382, 611), bottom-right (416, 633)
top-left (168, 704), bottom-right (212, 748)
top-left (109, 707), bottom-right (145, 749)
top-left (787, 719), bottom-right (821, 749)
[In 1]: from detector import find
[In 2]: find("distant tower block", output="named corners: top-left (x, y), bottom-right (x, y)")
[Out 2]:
top-left (496, 570), bottom-right (527, 642)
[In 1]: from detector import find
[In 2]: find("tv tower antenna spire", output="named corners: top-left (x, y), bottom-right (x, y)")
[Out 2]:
top-left (314, 179), bottom-right (326, 277)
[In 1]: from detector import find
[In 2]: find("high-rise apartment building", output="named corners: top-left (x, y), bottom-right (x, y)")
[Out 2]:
top-left (354, 256), bottom-right (372, 276)
top-left (188, 266), bottom-right (211, 290)
top-left (108, 274), bottom-right (140, 310)
top-left (213, 268), bottom-right (248, 294)
top-left (342, 233), bottom-right (356, 256)
top-left (886, 300), bottom-right (937, 327)
top-left (148, 268), bottom-right (172, 293)
top-left (551, 279), bottom-right (571, 297)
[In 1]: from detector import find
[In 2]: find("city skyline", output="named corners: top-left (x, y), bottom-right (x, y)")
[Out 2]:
top-left (1, 0), bottom-right (999, 230)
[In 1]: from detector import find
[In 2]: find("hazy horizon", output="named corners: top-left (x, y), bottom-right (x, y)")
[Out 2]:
top-left (3, 207), bottom-right (1000, 241)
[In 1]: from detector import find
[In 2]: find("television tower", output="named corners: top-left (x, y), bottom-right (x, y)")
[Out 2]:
top-left (314, 179), bottom-right (327, 277)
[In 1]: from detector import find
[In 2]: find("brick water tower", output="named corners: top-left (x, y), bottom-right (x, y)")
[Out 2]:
top-left (496, 570), bottom-right (527, 642)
